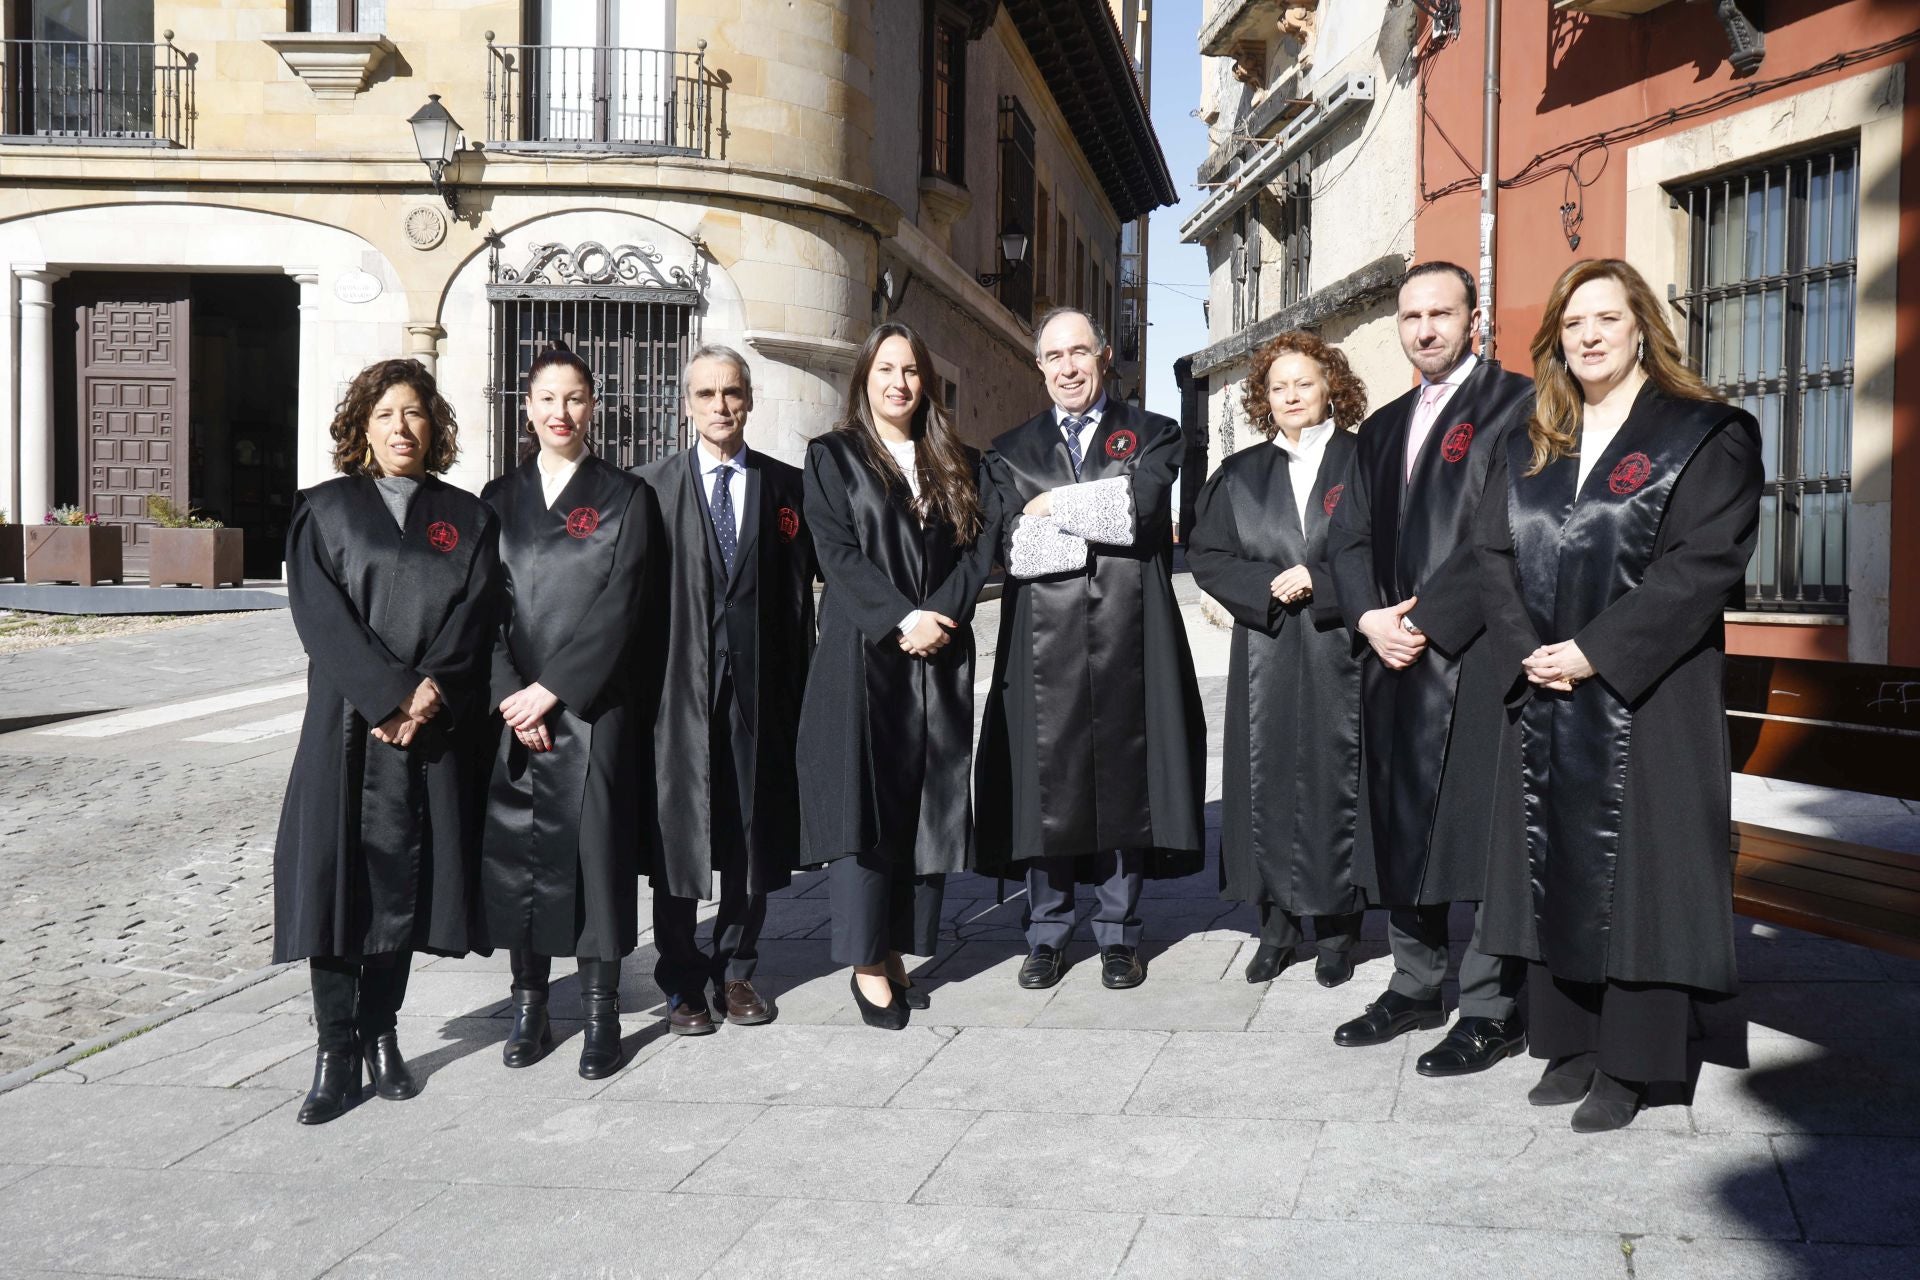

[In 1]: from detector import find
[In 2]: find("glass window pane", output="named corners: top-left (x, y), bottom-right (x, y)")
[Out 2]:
top-left (1802, 385), bottom-right (1824, 479)
top-left (1805, 278), bottom-right (1827, 372)
top-left (1801, 489), bottom-right (1825, 593)
top-left (1809, 160), bottom-right (1830, 267)
top-left (1760, 393), bottom-right (1781, 481)
top-left (1763, 286), bottom-right (1783, 382)
top-left (1832, 155), bottom-right (1857, 262)
top-left (1765, 171), bottom-right (1786, 277)
top-left (1742, 291), bottom-right (1760, 384)
top-left (1824, 488), bottom-right (1847, 599)
top-left (1755, 493), bottom-right (1779, 598)
top-left (1831, 273), bottom-right (1854, 367)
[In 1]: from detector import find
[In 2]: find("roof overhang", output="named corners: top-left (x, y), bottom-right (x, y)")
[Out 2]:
top-left (1179, 73), bottom-right (1374, 245)
top-left (1002, 0), bottom-right (1178, 222)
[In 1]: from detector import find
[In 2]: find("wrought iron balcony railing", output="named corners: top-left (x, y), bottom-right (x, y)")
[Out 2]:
top-left (485, 35), bottom-right (711, 155)
top-left (0, 33), bottom-right (195, 147)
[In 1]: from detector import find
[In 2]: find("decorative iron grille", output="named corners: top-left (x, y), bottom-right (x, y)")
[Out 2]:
top-left (485, 35), bottom-right (709, 153)
top-left (1673, 143), bottom-right (1858, 613)
top-left (0, 34), bottom-right (195, 146)
top-left (486, 238), bottom-right (703, 475)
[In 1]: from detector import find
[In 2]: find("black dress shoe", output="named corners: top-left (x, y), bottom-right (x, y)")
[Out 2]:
top-left (1333, 990), bottom-right (1446, 1047)
top-left (1244, 944), bottom-right (1293, 984)
top-left (891, 979), bottom-right (931, 1011)
top-left (851, 973), bottom-right (908, 1030)
top-left (297, 1046), bottom-right (362, 1125)
top-left (502, 988), bottom-right (554, 1068)
top-left (1528, 1052), bottom-right (1597, 1107)
top-left (362, 1031), bottom-right (419, 1100)
top-left (1415, 1015), bottom-right (1527, 1077)
top-left (1101, 945), bottom-right (1145, 990)
top-left (1315, 950), bottom-right (1356, 989)
top-left (1571, 1070), bottom-right (1644, 1132)
top-left (577, 974), bottom-right (623, 1079)
top-left (1018, 946), bottom-right (1066, 990)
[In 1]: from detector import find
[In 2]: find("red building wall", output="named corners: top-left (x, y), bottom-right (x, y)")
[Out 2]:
top-left (1414, 0), bottom-right (1920, 664)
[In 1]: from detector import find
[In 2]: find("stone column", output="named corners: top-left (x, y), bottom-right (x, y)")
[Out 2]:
top-left (405, 322), bottom-right (445, 376)
top-left (287, 270), bottom-right (328, 489)
top-left (15, 269), bottom-right (64, 523)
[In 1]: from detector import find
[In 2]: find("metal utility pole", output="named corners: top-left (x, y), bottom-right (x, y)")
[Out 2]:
top-left (1479, 0), bottom-right (1501, 361)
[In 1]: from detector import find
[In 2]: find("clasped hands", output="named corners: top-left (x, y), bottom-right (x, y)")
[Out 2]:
top-left (899, 612), bottom-right (958, 659)
top-left (1358, 596), bottom-right (1425, 669)
top-left (1522, 639), bottom-right (1594, 692)
top-left (1270, 564), bottom-right (1313, 607)
top-left (500, 682), bottom-right (561, 753)
top-left (372, 677), bottom-right (444, 748)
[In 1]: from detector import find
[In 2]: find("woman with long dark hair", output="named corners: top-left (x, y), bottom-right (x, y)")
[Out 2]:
top-left (480, 346), bottom-right (658, 1079)
top-left (1477, 259), bottom-right (1762, 1130)
top-left (1187, 330), bottom-right (1369, 987)
top-left (796, 322), bottom-right (1000, 1028)
top-left (274, 358), bottom-right (499, 1124)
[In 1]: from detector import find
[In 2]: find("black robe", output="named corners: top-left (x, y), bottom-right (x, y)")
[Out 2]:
top-left (272, 474), bottom-right (499, 964)
top-left (1187, 430), bottom-right (1366, 916)
top-left (1326, 359), bottom-right (1534, 906)
top-left (1477, 388), bottom-right (1762, 994)
top-left (633, 447), bottom-right (815, 899)
top-left (795, 429), bottom-right (999, 873)
top-left (975, 402), bottom-right (1207, 880)
top-left (480, 454), bottom-right (657, 961)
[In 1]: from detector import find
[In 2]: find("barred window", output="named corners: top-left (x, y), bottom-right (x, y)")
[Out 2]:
top-left (1272, 157), bottom-right (1311, 309)
top-left (1230, 202), bottom-right (1260, 333)
top-left (1674, 143), bottom-right (1858, 613)
top-left (924, 6), bottom-right (966, 183)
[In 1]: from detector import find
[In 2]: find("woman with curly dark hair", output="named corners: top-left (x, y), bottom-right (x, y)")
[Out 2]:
top-left (796, 322), bottom-right (1000, 1028)
top-left (1188, 330), bottom-right (1371, 987)
top-left (273, 358), bottom-right (500, 1124)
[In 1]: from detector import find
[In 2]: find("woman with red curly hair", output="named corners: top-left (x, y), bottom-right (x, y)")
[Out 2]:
top-left (273, 359), bottom-right (500, 1125)
top-left (1188, 330), bottom-right (1370, 987)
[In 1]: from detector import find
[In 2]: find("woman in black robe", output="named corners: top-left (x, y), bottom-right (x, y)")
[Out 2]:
top-left (1188, 330), bottom-right (1368, 987)
top-left (274, 359), bottom-right (500, 1125)
top-left (797, 323), bottom-right (1000, 1028)
top-left (1477, 259), bottom-right (1762, 1131)
top-left (480, 347), bottom-right (657, 1079)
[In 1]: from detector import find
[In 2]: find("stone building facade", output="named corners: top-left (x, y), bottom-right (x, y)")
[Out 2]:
top-left (0, 0), bottom-right (1170, 576)
top-left (1178, 0), bottom-right (1418, 479)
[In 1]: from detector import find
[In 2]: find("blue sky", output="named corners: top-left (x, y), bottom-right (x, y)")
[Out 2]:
top-left (1142, 2), bottom-right (1212, 421)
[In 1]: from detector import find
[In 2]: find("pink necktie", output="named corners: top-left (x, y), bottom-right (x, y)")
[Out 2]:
top-left (1405, 382), bottom-right (1450, 481)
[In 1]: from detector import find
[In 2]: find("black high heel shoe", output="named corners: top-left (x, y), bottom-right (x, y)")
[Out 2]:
top-left (502, 988), bottom-right (554, 1068)
top-left (298, 1045), bottom-right (363, 1125)
top-left (362, 1031), bottom-right (419, 1100)
top-left (851, 973), bottom-right (908, 1030)
top-left (890, 979), bottom-right (931, 1011)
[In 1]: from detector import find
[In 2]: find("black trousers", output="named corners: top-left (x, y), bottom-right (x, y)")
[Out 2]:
top-left (509, 951), bottom-right (621, 998)
top-left (828, 853), bottom-right (944, 967)
top-left (1526, 962), bottom-right (1691, 1084)
top-left (1024, 850), bottom-right (1143, 949)
top-left (309, 953), bottom-right (412, 1052)
top-left (1386, 902), bottom-right (1524, 1020)
top-left (1259, 905), bottom-right (1362, 955)
top-left (653, 664), bottom-right (766, 1000)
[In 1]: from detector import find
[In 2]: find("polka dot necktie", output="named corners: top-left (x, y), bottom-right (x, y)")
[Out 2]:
top-left (710, 464), bottom-right (737, 577)
top-left (1061, 415), bottom-right (1086, 480)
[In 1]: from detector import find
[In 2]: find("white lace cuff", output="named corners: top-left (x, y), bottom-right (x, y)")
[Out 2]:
top-left (1050, 476), bottom-right (1134, 546)
top-left (898, 609), bottom-right (922, 635)
top-left (1007, 515), bottom-right (1089, 578)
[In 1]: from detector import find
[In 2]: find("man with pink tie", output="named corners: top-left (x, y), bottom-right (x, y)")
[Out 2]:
top-left (1325, 262), bottom-right (1536, 1078)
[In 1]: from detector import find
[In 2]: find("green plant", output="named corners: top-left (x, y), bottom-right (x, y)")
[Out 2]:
top-left (44, 505), bottom-right (96, 526)
top-left (145, 494), bottom-right (223, 529)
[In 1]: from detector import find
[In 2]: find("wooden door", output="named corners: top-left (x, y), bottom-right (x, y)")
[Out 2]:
top-left (73, 276), bottom-right (190, 569)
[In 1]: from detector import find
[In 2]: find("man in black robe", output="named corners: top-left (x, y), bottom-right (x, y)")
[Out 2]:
top-left (634, 344), bottom-right (815, 1034)
top-left (976, 307), bottom-right (1208, 991)
top-left (1325, 262), bottom-right (1534, 1075)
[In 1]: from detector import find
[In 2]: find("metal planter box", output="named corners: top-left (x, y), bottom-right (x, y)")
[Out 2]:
top-left (147, 527), bottom-right (244, 589)
top-left (25, 526), bottom-right (124, 585)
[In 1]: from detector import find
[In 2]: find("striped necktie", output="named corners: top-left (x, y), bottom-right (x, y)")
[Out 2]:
top-left (1061, 415), bottom-right (1086, 479)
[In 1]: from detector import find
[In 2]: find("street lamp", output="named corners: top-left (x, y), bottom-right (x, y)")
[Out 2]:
top-left (409, 94), bottom-right (465, 214)
top-left (978, 221), bottom-right (1031, 287)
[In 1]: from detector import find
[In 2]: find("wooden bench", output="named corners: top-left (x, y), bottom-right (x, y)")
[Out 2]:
top-left (1727, 655), bottom-right (1920, 960)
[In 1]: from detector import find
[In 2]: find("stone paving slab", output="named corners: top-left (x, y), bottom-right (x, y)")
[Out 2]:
top-left (888, 1027), bottom-right (1167, 1114)
top-left (678, 1104), bottom-right (979, 1201)
top-left (0, 1080), bottom-right (294, 1168)
top-left (1117, 1218), bottom-right (1633, 1280)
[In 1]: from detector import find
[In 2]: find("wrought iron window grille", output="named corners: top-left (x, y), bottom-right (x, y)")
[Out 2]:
top-left (484, 34), bottom-right (711, 155)
top-left (0, 31), bottom-right (195, 147)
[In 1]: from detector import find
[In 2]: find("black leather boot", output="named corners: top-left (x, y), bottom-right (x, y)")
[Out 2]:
top-left (577, 959), bottom-right (623, 1080)
top-left (502, 987), bottom-right (554, 1068)
top-left (297, 1045), bottom-right (363, 1124)
top-left (362, 1031), bottom-right (419, 1100)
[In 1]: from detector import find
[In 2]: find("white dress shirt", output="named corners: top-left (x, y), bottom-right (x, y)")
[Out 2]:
top-left (696, 437), bottom-right (750, 528)
top-left (1052, 395), bottom-right (1108, 467)
top-left (1406, 352), bottom-right (1479, 480)
top-left (1576, 424), bottom-right (1623, 492)
top-left (1273, 419), bottom-right (1336, 534)
top-left (538, 450), bottom-right (583, 509)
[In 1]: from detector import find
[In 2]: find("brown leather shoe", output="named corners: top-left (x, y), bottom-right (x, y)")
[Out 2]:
top-left (666, 996), bottom-right (716, 1036)
top-left (721, 980), bottom-right (775, 1026)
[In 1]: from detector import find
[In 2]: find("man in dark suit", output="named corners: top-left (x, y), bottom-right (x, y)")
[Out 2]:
top-left (634, 344), bottom-right (815, 1034)
top-left (1325, 262), bottom-right (1535, 1076)
top-left (976, 307), bottom-right (1208, 992)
